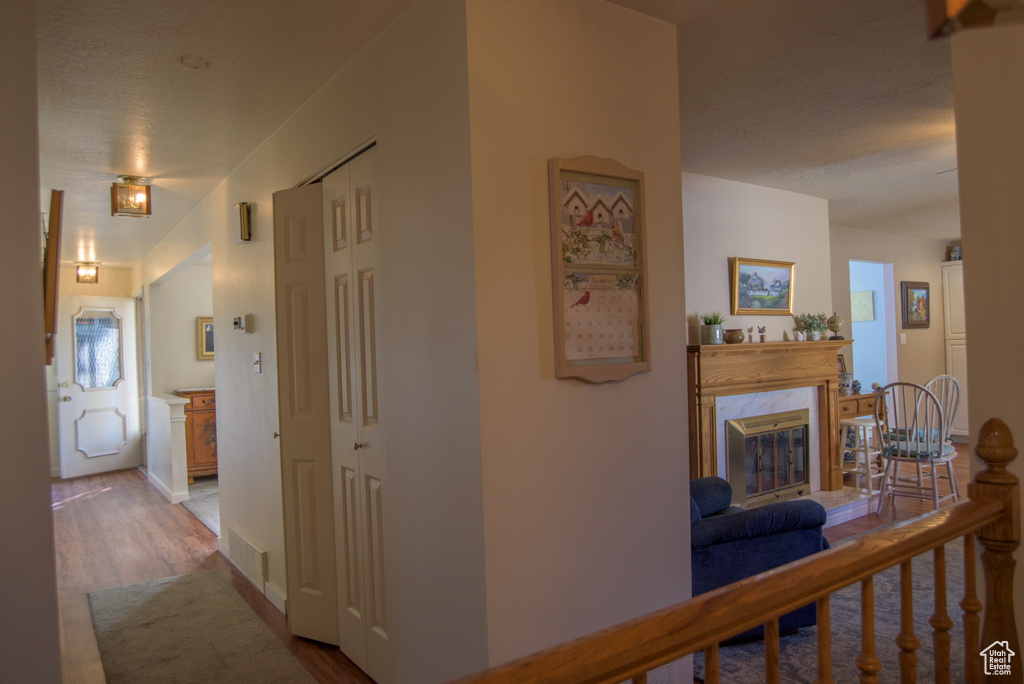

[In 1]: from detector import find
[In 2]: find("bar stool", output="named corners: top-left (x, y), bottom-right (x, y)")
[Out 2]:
top-left (840, 417), bottom-right (884, 496)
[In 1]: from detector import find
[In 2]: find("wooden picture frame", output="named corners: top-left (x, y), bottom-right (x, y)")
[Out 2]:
top-left (838, 354), bottom-right (847, 374)
top-left (730, 257), bottom-right (795, 315)
top-left (901, 281), bottom-right (930, 329)
top-left (549, 156), bottom-right (650, 383)
top-left (43, 190), bottom-right (64, 365)
top-left (197, 316), bottom-right (214, 360)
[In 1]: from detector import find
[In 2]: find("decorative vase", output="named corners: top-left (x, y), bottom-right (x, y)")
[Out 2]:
top-left (839, 372), bottom-right (853, 396)
top-left (794, 330), bottom-right (805, 342)
top-left (701, 324), bottom-right (724, 345)
top-left (810, 330), bottom-right (822, 341)
top-left (723, 328), bottom-right (744, 344)
top-left (851, 380), bottom-right (862, 395)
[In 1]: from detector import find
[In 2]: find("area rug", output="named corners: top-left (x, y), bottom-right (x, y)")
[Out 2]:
top-left (183, 476), bottom-right (220, 536)
top-left (89, 570), bottom-right (316, 683)
top-left (694, 539), bottom-right (965, 683)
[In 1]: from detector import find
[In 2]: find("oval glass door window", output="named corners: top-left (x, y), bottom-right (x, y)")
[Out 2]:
top-left (73, 308), bottom-right (123, 389)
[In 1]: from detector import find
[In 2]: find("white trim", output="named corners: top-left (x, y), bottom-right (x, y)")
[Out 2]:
top-left (264, 581), bottom-right (287, 615)
top-left (140, 465), bottom-right (188, 504)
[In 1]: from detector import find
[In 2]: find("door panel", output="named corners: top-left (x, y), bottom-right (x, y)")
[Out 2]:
top-left (945, 340), bottom-right (969, 437)
top-left (323, 147), bottom-right (391, 683)
top-left (57, 295), bottom-right (140, 478)
top-left (273, 183), bottom-right (340, 645)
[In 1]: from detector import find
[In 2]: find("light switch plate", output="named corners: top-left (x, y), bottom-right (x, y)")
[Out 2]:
top-left (253, 352), bottom-right (261, 373)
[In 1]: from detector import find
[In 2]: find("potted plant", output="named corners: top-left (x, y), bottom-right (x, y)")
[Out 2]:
top-left (794, 312), bottom-right (828, 341)
top-left (700, 311), bottom-right (726, 345)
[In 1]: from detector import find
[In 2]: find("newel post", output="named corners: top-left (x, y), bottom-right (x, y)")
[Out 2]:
top-left (970, 418), bottom-right (1022, 683)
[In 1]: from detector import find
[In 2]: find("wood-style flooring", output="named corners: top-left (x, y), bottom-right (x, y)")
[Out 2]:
top-left (53, 469), bottom-right (373, 684)
top-left (824, 441), bottom-right (972, 544)
top-left (54, 447), bottom-right (973, 683)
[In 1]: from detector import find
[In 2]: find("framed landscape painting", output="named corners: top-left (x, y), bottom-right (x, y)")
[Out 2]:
top-left (901, 281), bottom-right (930, 328)
top-left (197, 316), bottom-right (214, 360)
top-left (730, 257), bottom-right (795, 315)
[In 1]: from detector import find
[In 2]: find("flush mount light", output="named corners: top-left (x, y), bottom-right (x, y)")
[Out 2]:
top-left (111, 175), bottom-right (151, 217)
top-left (76, 263), bottom-right (99, 284)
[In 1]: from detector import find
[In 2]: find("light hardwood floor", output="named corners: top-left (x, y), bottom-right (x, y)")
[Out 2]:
top-left (825, 441), bottom-right (972, 544)
top-left (54, 447), bottom-right (973, 683)
top-left (52, 469), bottom-right (373, 684)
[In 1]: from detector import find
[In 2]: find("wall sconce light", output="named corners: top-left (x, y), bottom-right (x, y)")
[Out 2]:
top-left (111, 175), bottom-right (152, 217)
top-left (234, 202), bottom-right (253, 243)
top-left (76, 264), bottom-right (99, 284)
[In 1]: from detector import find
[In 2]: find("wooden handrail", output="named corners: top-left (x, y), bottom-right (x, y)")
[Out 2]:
top-left (453, 418), bottom-right (1019, 684)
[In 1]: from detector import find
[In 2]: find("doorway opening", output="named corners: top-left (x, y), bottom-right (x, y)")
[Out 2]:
top-left (848, 260), bottom-right (897, 391)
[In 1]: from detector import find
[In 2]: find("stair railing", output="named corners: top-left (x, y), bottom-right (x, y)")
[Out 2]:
top-left (452, 418), bottom-right (1020, 684)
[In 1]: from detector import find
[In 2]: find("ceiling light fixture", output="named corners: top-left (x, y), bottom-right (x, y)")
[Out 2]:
top-left (76, 263), bottom-right (99, 284)
top-left (111, 175), bottom-right (151, 217)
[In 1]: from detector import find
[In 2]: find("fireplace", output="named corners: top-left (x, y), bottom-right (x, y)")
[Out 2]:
top-left (687, 340), bottom-right (848, 492)
top-left (726, 409), bottom-right (810, 506)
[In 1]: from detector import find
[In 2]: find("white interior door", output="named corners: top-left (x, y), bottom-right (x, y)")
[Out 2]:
top-left (273, 182), bottom-right (340, 646)
top-left (323, 147), bottom-right (391, 684)
top-left (56, 295), bottom-right (141, 479)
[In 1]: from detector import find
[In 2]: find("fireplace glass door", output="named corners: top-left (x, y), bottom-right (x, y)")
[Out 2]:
top-left (727, 409), bottom-right (810, 505)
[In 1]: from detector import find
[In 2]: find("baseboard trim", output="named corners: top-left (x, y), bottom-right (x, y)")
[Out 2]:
top-left (142, 466), bottom-right (188, 504)
top-left (264, 581), bottom-right (287, 616)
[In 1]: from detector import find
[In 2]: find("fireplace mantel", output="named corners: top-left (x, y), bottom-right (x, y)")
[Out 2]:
top-left (687, 340), bottom-right (849, 491)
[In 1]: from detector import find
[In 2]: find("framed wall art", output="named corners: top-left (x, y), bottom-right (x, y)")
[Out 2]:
top-left (549, 156), bottom-right (650, 383)
top-left (730, 257), bottom-right (795, 315)
top-left (901, 281), bottom-right (930, 328)
top-left (197, 316), bottom-right (215, 360)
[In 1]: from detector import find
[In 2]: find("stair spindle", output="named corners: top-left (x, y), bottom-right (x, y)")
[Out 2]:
top-left (896, 559), bottom-right (920, 681)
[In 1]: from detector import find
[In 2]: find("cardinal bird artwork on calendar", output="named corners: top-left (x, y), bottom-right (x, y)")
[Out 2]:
top-left (569, 290), bottom-right (591, 308)
top-left (574, 209), bottom-right (594, 228)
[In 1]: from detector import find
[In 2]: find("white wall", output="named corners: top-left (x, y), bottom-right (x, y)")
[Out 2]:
top-left (467, 0), bottom-right (690, 672)
top-left (951, 21), bottom-right (1024, 627)
top-left (0, 1), bottom-right (62, 679)
top-left (829, 224), bottom-right (948, 385)
top-left (139, 0), bottom-right (487, 680)
top-left (682, 173), bottom-right (832, 342)
top-left (59, 265), bottom-right (134, 298)
top-left (156, 263), bottom-right (214, 394)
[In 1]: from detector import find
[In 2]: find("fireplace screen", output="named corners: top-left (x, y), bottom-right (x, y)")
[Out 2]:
top-left (726, 409), bottom-right (810, 505)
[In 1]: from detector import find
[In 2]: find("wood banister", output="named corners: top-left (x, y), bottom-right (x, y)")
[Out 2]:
top-left (972, 418), bottom-right (1022, 683)
top-left (453, 419), bottom-right (1019, 684)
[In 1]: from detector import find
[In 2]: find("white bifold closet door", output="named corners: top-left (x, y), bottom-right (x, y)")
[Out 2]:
top-left (322, 148), bottom-right (392, 684)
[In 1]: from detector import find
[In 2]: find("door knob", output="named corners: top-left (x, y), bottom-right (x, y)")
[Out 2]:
top-left (354, 442), bottom-right (367, 451)
top-left (59, 395), bottom-right (71, 402)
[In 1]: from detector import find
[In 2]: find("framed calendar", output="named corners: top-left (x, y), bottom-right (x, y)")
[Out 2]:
top-left (549, 156), bottom-right (651, 383)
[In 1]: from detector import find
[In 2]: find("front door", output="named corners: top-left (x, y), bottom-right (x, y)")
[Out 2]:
top-left (56, 295), bottom-right (141, 479)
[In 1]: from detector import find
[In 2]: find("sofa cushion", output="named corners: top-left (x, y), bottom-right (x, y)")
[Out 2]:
top-left (689, 476), bottom-right (733, 518)
top-left (691, 499), bottom-right (828, 548)
top-left (690, 496), bottom-right (701, 527)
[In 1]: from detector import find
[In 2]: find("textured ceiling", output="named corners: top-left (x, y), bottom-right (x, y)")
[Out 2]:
top-left (670, 0), bottom-right (959, 240)
top-left (37, 0), bottom-right (417, 267)
top-left (37, 0), bottom-right (959, 270)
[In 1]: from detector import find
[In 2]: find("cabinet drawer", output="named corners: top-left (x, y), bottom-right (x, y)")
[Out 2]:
top-left (838, 394), bottom-right (876, 418)
top-left (190, 394), bottom-right (216, 410)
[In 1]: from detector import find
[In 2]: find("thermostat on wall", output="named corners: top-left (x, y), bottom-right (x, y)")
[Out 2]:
top-left (233, 313), bottom-right (254, 333)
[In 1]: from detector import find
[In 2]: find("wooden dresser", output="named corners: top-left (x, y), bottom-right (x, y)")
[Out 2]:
top-left (174, 389), bottom-right (217, 482)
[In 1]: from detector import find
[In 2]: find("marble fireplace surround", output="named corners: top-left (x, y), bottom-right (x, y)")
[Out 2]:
top-left (687, 340), bottom-right (848, 492)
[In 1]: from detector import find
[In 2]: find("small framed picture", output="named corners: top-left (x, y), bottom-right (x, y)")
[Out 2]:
top-left (900, 282), bottom-right (930, 329)
top-left (730, 257), bottom-right (795, 315)
top-left (197, 316), bottom-right (214, 360)
top-left (838, 355), bottom-right (847, 374)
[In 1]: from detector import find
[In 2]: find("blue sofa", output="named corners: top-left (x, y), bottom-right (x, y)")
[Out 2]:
top-left (690, 476), bottom-right (830, 638)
